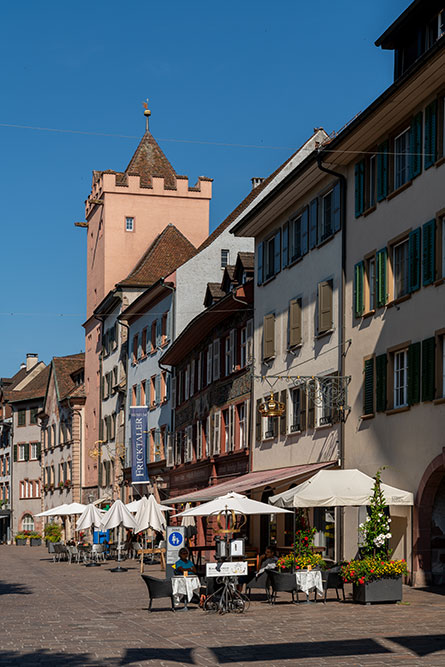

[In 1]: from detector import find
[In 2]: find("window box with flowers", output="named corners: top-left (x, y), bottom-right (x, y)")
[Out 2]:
top-left (341, 469), bottom-right (408, 604)
top-left (58, 481), bottom-right (64, 491)
top-left (276, 511), bottom-right (327, 572)
top-left (15, 534), bottom-right (28, 545)
top-left (64, 480), bottom-right (72, 489)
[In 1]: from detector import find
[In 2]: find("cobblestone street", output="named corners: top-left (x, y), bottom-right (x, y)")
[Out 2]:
top-left (1, 546), bottom-right (445, 666)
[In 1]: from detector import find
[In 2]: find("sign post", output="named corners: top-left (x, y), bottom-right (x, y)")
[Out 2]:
top-left (166, 526), bottom-right (185, 579)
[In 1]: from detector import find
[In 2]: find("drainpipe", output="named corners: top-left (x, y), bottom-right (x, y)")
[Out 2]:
top-left (317, 152), bottom-right (347, 561)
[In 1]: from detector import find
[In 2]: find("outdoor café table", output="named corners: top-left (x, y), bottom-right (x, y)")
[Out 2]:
top-left (295, 569), bottom-right (324, 602)
top-left (171, 575), bottom-right (201, 610)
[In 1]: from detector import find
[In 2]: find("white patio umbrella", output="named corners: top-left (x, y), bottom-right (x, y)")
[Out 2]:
top-left (181, 503), bottom-right (197, 540)
top-left (268, 469), bottom-right (414, 508)
top-left (76, 504), bottom-right (105, 531)
top-left (100, 499), bottom-right (137, 572)
top-left (134, 495), bottom-right (166, 534)
top-left (126, 495), bottom-right (171, 513)
top-left (35, 502), bottom-right (86, 517)
top-left (175, 492), bottom-right (292, 517)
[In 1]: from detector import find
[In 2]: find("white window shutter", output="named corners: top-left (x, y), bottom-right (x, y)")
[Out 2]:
top-left (155, 375), bottom-right (161, 405)
top-left (190, 361), bottom-right (195, 397)
top-left (229, 404), bottom-right (234, 451)
top-left (230, 329), bottom-right (237, 371)
top-left (246, 319), bottom-right (254, 364)
top-left (213, 411), bottom-right (221, 454)
top-left (213, 339), bottom-right (220, 380)
top-left (156, 319), bottom-right (162, 348)
top-left (166, 309), bottom-right (172, 343)
top-left (207, 344), bottom-right (213, 385)
top-left (171, 376), bottom-right (176, 409)
top-left (206, 415), bottom-right (211, 456)
top-left (197, 355), bottom-right (202, 391)
top-left (244, 399), bottom-right (250, 448)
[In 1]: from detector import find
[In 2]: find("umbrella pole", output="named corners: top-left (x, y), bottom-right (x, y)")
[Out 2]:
top-left (111, 526), bottom-right (127, 572)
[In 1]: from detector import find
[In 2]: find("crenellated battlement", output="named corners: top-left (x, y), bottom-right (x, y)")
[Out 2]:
top-left (85, 171), bottom-right (212, 217)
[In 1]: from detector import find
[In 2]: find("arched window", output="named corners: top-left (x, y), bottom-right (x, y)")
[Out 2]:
top-left (22, 514), bottom-right (34, 532)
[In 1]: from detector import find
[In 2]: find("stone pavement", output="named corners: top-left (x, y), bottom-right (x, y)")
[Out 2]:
top-left (1, 546), bottom-right (445, 667)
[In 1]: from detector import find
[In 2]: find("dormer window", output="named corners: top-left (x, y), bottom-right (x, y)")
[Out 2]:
top-left (125, 217), bottom-right (134, 232)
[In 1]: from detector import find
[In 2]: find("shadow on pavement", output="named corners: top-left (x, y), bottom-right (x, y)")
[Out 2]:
top-left (387, 634), bottom-right (445, 657)
top-left (0, 650), bottom-right (108, 666)
top-left (121, 638), bottom-right (390, 664)
top-left (0, 580), bottom-right (32, 595)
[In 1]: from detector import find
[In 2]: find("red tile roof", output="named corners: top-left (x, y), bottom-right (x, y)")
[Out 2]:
top-left (6, 365), bottom-right (50, 403)
top-left (118, 224), bottom-right (196, 287)
top-left (120, 131), bottom-right (177, 189)
top-left (52, 353), bottom-right (85, 401)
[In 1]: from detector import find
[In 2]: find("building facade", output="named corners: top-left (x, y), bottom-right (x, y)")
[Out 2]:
top-left (40, 354), bottom-right (85, 521)
top-left (7, 358), bottom-right (48, 537)
top-left (339, 1), bottom-right (445, 583)
top-left (81, 125), bottom-right (212, 502)
top-left (160, 256), bottom-right (254, 543)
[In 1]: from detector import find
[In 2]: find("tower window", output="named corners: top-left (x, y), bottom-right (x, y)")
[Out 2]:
top-left (221, 249), bottom-right (229, 268)
top-left (125, 217), bottom-right (134, 232)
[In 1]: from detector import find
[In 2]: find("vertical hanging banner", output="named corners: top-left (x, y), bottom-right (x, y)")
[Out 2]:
top-left (130, 406), bottom-right (150, 484)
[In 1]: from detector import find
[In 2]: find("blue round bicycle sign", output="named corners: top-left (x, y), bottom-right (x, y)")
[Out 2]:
top-left (168, 531), bottom-right (183, 547)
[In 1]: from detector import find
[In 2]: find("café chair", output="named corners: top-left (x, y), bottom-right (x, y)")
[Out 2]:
top-left (267, 570), bottom-right (299, 605)
top-left (141, 574), bottom-right (175, 612)
top-left (320, 565), bottom-right (345, 603)
top-left (245, 571), bottom-right (271, 600)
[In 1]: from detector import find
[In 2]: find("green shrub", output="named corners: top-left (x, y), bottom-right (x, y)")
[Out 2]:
top-left (44, 523), bottom-right (62, 543)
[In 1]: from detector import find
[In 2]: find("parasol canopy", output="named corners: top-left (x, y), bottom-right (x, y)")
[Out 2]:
top-left (133, 495), bottom-right (166, 534)
top-left (269, 469), bottom-right (414, 508)
top-left (175, 492), bottom-right (292, 517)
top-left (76, 504), bottom-right (105, 531)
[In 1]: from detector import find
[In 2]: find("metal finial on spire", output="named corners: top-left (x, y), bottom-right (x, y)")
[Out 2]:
top-left (142, 98), bottom-right (151, 132)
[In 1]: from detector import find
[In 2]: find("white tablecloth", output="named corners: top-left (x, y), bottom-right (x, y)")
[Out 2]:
top-left (295, 570), bottom-right (323, 596)
top-left (171, 576), bottom-right (201, 603)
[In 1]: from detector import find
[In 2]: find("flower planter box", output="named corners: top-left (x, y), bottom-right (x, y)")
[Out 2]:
top-left (352, 576), bottom-right (402, 604)
top-left (15, 538), bottom-right (27, 546)
top-left (30, 538), bottom-right (42, 547)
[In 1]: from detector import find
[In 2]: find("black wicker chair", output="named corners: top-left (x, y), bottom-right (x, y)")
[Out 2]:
top-left (245, 571), bottom-right (271, 600)
top-left (267, 570), bottom-right (299, 605)
top-left (141, 575), bottom-right (175, 612)
top-left (321, 566), bottom-right (345, 603)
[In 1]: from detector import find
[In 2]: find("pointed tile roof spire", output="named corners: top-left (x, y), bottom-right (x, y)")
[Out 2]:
top-left (124, 131), bottom-right (177, 188)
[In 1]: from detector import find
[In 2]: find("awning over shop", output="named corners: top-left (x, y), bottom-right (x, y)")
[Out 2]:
top-left (269, 469), bottom-right (414, 508)
top-left (164, 460), bottom-right (336, 505)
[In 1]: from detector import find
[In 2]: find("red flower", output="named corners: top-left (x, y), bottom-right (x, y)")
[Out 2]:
top-left (359, 577), bottom-right (365, 584)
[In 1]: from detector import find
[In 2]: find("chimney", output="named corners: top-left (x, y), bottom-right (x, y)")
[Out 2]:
top-left (251, 177), bottom-right (265, 191)
top-left (26, 353), bottom-right (39, 372)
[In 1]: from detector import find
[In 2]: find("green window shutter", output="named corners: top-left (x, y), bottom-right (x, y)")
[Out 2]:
top-left (307, 388), bottom-right (315, 428)
top-left (300, 392), bottom-right (307, 431)
top-left (301, 207), bottom-right (309, 255)
top-left (355, 161), bottom-right (365, 217)
top-left (363, 358), bottom-right (374, 415)
top-left (282, 222), bottom-right (289, 268)
top-left (274, 229), bottom-right (281, 275)
top-left (24, 443), bottom-right (30, 461)
top-left (409, 227), bottom-right (421, 292)
top-left (422, 219), bottom-right (436, 286)
top-left (410, 112), bottom-right (422, 179)
top-left (376, 354), bottom-right (387, 412)
top-left (408, 342), bottom-right (421, 405)
top-left (37, 442), bottom-right (42, 459)
top-left (98, 460), bottom-right (103, 486)
top-left (424, 100), bottom-right (437, 169)
top-left (13, 445), bottom-right (17, 462)
top-left (309, 198), bottom-right (318, 249)
top-left (376, 248), bottom-right (387, 307)
top-left (354, 261), bottom-right (364, 317)
top-left (332, 180), bottom-right (342, 232)
top-left (257, 242), bottom-right (263, 285)
top-left (377, 141), bottom-right (388, 201)
top-left (422, 337), bottom-right (436, 401)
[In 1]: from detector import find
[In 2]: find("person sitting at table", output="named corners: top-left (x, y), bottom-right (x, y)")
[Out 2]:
top-left (258, 545), bottom-right (278, 570)
top-left (174, 547), bottom-right (196, 575)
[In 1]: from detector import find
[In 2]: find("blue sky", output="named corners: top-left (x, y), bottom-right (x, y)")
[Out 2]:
top-left (0, 0), bottom-right (408, 377)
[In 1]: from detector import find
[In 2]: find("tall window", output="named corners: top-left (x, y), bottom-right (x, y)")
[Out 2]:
top-left (221, 249), bottom-right (230, 268)
top-left (393, 239), bottom-right (409, 299)
top-left (196, 421), bottom-right (203, 459)
top-left (320, 189), bottom-right (334, 241)
top-left (240, 327), bottom-right (247, 368)
top-left (369, 155), bottom-right (376, 208)
top-left (290, 214), bottom-right (302, 260)
top-left (394, 128), bottom-right (410, 189)
top-left (18, 445), bottom-right (26, 461)
top-left (289, 388), bottom-right (301, 432)
top-left (125, 217), bottom-right (134, 232)
top-left (17, 410), bottom-right (26, 427)
top-left (238, 403), bottom-right (247, 448)
top-left (22, 514), bottom-right (34, 531)
top-left (394, 349), bottom-right (408, 408)
top-left (30, 407), bottom-right (39, 424)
